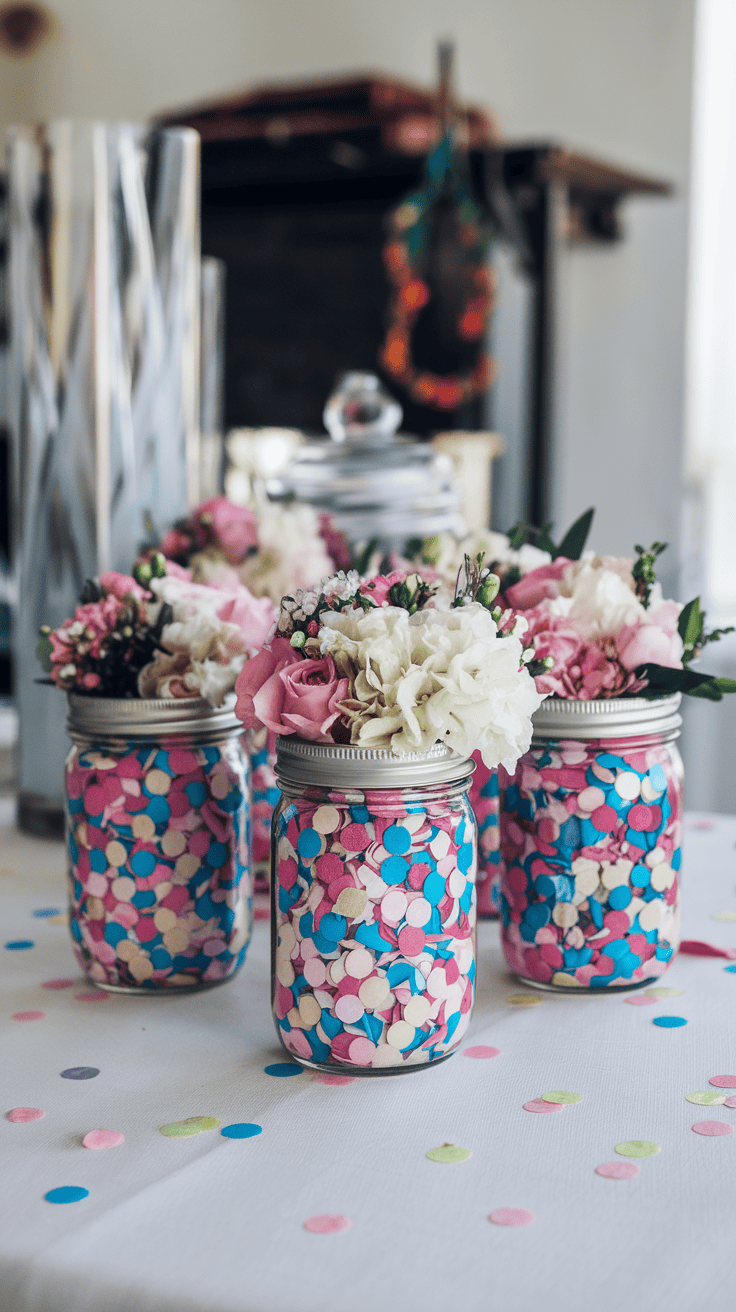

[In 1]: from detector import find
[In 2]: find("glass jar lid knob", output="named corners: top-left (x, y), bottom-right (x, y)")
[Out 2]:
top-left (322, 372), bottom-right (402, 445)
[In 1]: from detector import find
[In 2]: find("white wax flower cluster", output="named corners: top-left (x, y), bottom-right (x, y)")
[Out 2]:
top-left (319, 600), bottom-right (544, 771)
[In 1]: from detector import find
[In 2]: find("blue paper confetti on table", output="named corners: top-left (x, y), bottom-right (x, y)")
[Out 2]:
top-left (221, 1123), bottom-right (263, 1139)
top-left (60, 1066), bottom-right (100, 1080)
top-left (5, 940), bottom-right (34, 950)
top-left (44, 1186), bottom-right (89, 1204)
top-left (725, 964), bottom-right (736, 973)
top-left (264, 1063), bottom-right (303, 1078)
top-left (33, 909), bottom-right (60, 918)
top-left (652, 1015), bottom-right (687, 1028)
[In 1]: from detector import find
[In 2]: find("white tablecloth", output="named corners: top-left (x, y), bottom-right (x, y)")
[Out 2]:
top-left (2, 800), bottom-right (736, 1312)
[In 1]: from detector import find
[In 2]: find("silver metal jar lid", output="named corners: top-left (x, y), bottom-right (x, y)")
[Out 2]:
top-left (67, 693), bottom-right (242, 744)
top-left (531, 693), bottom-right (682, 742)
top-left (275, 736), bottom-right (476, 788)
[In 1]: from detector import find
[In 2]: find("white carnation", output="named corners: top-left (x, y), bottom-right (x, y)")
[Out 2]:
top-left (560, 555), bottom-right (646, 639)
top-left (320, 601), bottom-right (544, 770)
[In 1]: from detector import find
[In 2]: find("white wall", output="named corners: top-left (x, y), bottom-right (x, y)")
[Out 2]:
top-left (1, 0), bottom-right (694, 580)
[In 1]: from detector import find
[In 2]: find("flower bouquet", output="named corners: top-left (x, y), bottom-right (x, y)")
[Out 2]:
top-left (492, 509), bottom-right (736, 991)
top-left (236, 566), bottom-right (545, 1072)
top-left (39, 568), bottom-right (275, 992)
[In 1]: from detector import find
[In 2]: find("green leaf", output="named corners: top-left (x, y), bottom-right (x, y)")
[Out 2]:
top-left (535, 527), bottom-right (558, 557)
top-left (36, 631), bottom-right (53, 673)
top-left (506, 520), bottom-right (534, 551)
top-left (555, 508), bottom-right (595, 561)
top-left (677, 596), bottom-right (704, 651)
top-left (635, 662), bottom-right (735, 700)
top-left (714, 677), bottom-right (736, 693)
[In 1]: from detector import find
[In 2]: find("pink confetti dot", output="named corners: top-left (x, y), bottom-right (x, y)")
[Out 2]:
top-left (6, 1107), bottom-right (45, 1122)
top-left (74, 992), bottom-right (107, 1003)
top-left (82, 1129), bottom-right (125, 1150)
top-left (692, 1120), bottom-right (734, 1136)
top-left (11, 1010), bottom-right (45, 1022)
top-left (348, 1037), bottom-right (375, 1066)
top-left (42, 979), bottom-right (75, 990)
top-left (314, 1074), bottom-right (355, 1086)
top-left (463, 1045), bottom-right (501, 1059)
top-left (303, 1213), bottom-right (352, 1234)
top-left (709, 1075), bottom-right (736, 1088)
top-left (595, 1161), bottom-right (640, 1180)
top-left (591, 805), bottom-right (617, 833)
top-left (625, 994), bottom-right (658, 1006)
top-left (489, 1207), bottom-right (536, 1227)
top-left (724, 1097), bottom-right (736, 1108)
top-left (397, 926), bottom-right (425, 956)
top-left (523, 1099), bottom-right (563, 1114)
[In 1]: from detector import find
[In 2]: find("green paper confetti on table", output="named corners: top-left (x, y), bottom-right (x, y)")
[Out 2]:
top-left (615, 1140), bottom-right (661, 1158)
top-left (159, 1116), bottom-right (221, 1138)
top-left (686, 1091), bottom-right (726, 1106)
top-left (426, 1142), bottom-right (472, 1163)
top-left (643, 987), bottom-right (684, 998)
top-left (712, 911), bottom-right (736, 922)
top-left (541, 1090), bottom-right (582, 1105)
top-left (506, 993), bottom-right (542, 1007)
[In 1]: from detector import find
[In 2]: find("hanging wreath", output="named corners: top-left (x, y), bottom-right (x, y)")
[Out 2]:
top-left (379, 132), bottom-right (495, 412)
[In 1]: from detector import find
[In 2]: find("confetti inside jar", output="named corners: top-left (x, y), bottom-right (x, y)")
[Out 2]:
top-left (249, 729), bottom-right (279, 896)
top-left (64, 694), bottom-right (252, 992)
top-left (271, 738), bottom-right (477, 1074)
top-left (499, 695), bottom-right (683, 993)
top-left (469, 752), bottom-right (504, 918)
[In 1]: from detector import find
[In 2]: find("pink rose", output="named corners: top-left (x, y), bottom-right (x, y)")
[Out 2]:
top-left (618, 601), bottom-right (683, 671)
top-left (196, 496), bottom-right (259, 566)
top-left (160, 527), bottom-right (193, 561)
top-left (504, 558), bottom-right (571, 611)
top-left (215, 590), bottom-right (276, 656)
top-left (235, 636), bottom-right (349, 742)
top-left (99, 571), bottom-right (148, 602)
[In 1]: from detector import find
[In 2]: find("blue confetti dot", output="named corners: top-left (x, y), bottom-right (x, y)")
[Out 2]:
top-left (206, 842), bottom-right (228, 868)
top-left (221, 1122), bottom-right (263, 1139)
top-left (608, 885), bottom-right (632, 910)
top-left (60, 1066), bottom-right (100, 1080)
top-left (89, 849), bottom-right (107, 873)
top-left (297, 828), bottom-right (322, 859)
top-left (146, 796), bottom-right (170, 825)
top-left (130, 850), bottom-right (156, 878)
top-left (33, 908), bottom-right (60, 918)
top-left (381, 855), bottom-right (410, 885)
top-left (185, 782), bottom-right (207, 807)
top-left (423, 870), bottom-right (446, 905)
top-left (264, 1062), bottom-right (303, 1078)
top-left (5, 939), bottom-right (34, 951)
top-left (383, 824), bottom-right (411, 854)
top-left (319, 913), bottom-right (347, 942)
top-left (725, 963), bottom-right (736, 973)
top-left (44, 1186), bottom-right (89, 1204)
top-left (652, 1015), bottom-right (687, 1028)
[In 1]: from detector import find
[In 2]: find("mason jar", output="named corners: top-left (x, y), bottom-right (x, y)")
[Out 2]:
top-left (249, 728), bottom-right (279, 897)
top-left (499, 694), bottom-right (682, 992)
top-left (65, 694), bottom-right (252, 992)
top-left (469, 752), bottom-right (503, 917)
top-left (272, 738), bottom-right (477, 1073)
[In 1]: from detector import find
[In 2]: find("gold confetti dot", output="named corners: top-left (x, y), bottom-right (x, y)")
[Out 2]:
top-left (111, 876), bottom-right (136, 902)
top-left (298, 994), bottom-right (322, 1028)
top-left (145, 769), bottom-right (170, 796)
top-left (128, 954), bottom-right (154, 982)
top-left (163, 925), bottom-right (190, 954)
top-left (175, 853), bottom-right (200, 882)
top-left (132, 814), bottom-right (156, 842)
top-left (161, 830), bottom-right (187, 858)
top-left (105, 841), bottom-right (127, 868)
top-left (210, 773), bottom-right (230, 800)
top-left (507, 992), bottom-right (543, 1006)
top-left (116, 939), bottom-right (139, 961)
top-left (333, 887), bottom-right (368, 919)
top-left (154, 908), bottom-right (178, 933)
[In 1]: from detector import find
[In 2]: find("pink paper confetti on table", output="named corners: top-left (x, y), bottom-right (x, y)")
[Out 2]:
top-left (314, 1074), bottom-right (356, 1086)
top-left (41, 978), bottom-right (75, 989)
top-left (6, 1107), bottom-right (45, 1122)
top-left (691, 1120), bottom-right (734, 1136)
top-left (523, 1099), bottom-right (563, 1114)
top-left (82, 1129), bottom-right (125, 1150)
top-left (489, 1208), bottom-right (536, 1227)
top-left (11, 1010), bottom-right (45, 1022)
top-left (595, 1161), bottom-right (640, 1179)
top-left (463, 1045), bottom-right (502, 1059)
top-left (724, 1097), bottom-right (736, 1108)
top-left (709, 1075), bottom-right (736, 1088)
top-left (679, 940), bottom-right (736, 959)
top-left (624, 995), bottom-right (658, 1006)
top-left (303, 1214), bottom-right (352, 1234)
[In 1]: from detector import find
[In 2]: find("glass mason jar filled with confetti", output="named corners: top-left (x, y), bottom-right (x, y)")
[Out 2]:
top-left (272, 738), bottom-right (477, 1073)
top-left (500, 694), bottom-right (683, 992)
top-left (65, 694), bottom-right (252, 991)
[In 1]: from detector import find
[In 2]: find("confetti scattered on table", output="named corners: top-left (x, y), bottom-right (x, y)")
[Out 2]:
top-left (426, 1143), bottom-right (472, 1163)
top-left (159, 1117), bottom-right (220, 1138)
top-left (32, 908), bottom-right (60, 918)
top-left (314, 1074), bottom-right (355, 1086)
top-left (625, 994), bottom-right (658, 1006)
top-left (595, 1161), bottom-right (640, 1180)
top-left (82, 1129), bottom-right (124, 1150)
top-left (724, 1096), bottom-right (736, 1108)
top-left (6, 1107), bottom-right (44, 1122)
top-left (725, 964), bottom-right (736, 974)
top-left (615, 1140), bottom-right (660, 1158)
top-left (44, 1187), bottom-right (89, 1204)
top-left (74, 992), bottom-right (107, 1003)
top-left (686, 1091), bottom-right (726, 1106)
top-left (709, 1075), bottom-right (736, 1088)
top-left (463, 1045), bottom-right (502, 1059)
top-left (264, 1062), bottom-right (303, 1078)
top-left (11, 1010), bottom-right (45, 1022)
top-left (680, 940), bottom-right (736, 959)
top-left (46, 914), bottom-right (68, 925)
top-left (60, 1067), bottom-right (99, 1080)
top-left (506, 993), bottom-right (542, 1007)
top-left (712, 911), bottom-right (736, 922)
top-left (643, 987), bottom-right (684, 998)
top-left (42, 978), bottom-right (75, 990)
top-left (489, 1208), bottom-right (535, 1227)
top-left (691, 1120), bottom-right (734, 1137)
top-left (220, 1123), bottom-right (263, 1139)
top-left (303, 1214), bottom-right (352, 1234)
top-left (5, 940), bottom-right (34, 951)
top-left (652, 1016), bottom-right (687, 1028)
top-left (541, 1090), bottom-right (581, 1105)
top-left (523, 1099), bottom-right (563, 1113)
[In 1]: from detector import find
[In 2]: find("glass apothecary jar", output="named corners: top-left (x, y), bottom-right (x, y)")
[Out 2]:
top-left (271, 738), bottom-right (477, 1073)
top-left (500, 694), bottom-right (683, 992)
top-left (65, 694), bottom-right (252, 992)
